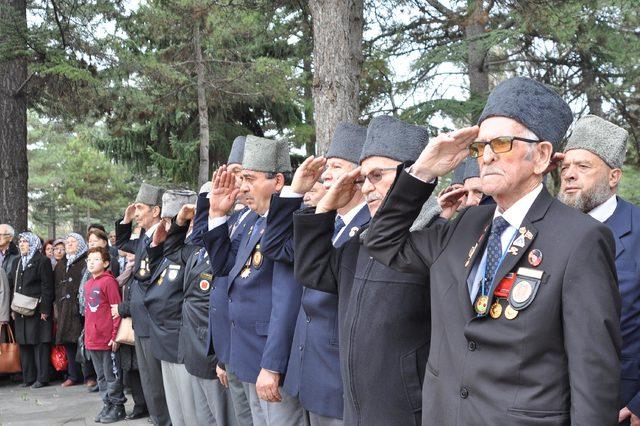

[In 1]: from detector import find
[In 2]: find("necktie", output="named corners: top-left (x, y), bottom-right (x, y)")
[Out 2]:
top-left (482, 216), bottom-right (511, 292)
top-left (143, 235), bottom-right (151, 247)
top-left (332, 216), bottom-right (346, 241)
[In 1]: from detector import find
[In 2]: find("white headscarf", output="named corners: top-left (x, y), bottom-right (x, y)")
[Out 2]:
top-left (65, 232), bottom-right (88, 271)
top-left (18, 232), bottom-right (42, 269)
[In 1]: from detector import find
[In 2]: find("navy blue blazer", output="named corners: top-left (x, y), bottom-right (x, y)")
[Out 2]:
top-left (207, 207), bottom-right (255, 366)
top-left (263, 194), bottom-right (371, 419)
top-left (204, 204), bottom-right (302, 383)
top-left (605, 197), bottom-right (640, 415)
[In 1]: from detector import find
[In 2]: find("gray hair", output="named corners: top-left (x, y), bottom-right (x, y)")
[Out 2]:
top-left (0, 224), bottom-right (15, 237)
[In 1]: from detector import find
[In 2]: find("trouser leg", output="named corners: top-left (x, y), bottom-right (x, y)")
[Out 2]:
top-left (34, 342), bottom-right (50, 384)
top-left (257, 387), bottom-right (304, 426)
top-left (161, 361), bottom-right (185, 426)
top-left (64, 343), bottom-right (83, 382)
top-left (20, 344), bottom-right (36, 384)
top-left (244, 382), bottom-right (267, 426)
top-left (304, 410), bottom-right (344, 426)
top-left (197, 375), bottom-right (238, 426)
top-left (90, 350), bottom-right (109, 404)
top-left (129, 369), bottom-right (147, 411)
top-left (189, 374), bottom-right (216, 425)
top-left (103, 350), bottom-right (126, 405)
top-left (227, 370), bottom-right (253, 426)
top-left (135, 335), bottom-right (170, 426)
top-left (82, 358), bottom-right (96, 382)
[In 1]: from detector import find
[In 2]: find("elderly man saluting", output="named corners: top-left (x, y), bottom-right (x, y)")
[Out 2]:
top-left (365, 76), bottom-right (621, 425)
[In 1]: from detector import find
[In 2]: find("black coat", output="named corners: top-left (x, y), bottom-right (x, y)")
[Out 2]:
top-left (53, 253), bottom-right (87, 344)
top-left (365, 169), bottom-right (621, 426)
top-left (1, 241), bottom-right (19, 277)
top-left (294, 210), bottom-right (429, 426)
top-left (11, 252), bottom-right (55, 345)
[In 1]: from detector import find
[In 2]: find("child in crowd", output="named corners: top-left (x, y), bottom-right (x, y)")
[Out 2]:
top-left (83, 246), bottom-right (126, 423)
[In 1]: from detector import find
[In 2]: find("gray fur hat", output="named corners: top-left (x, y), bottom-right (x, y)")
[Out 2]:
top-left (478, 77), bottom-right (573, 146)
top-left (326, 123), bottom-right (367, 164)
top-left (410, 197), bottom-right (442, 232)
top-left (161, 189), bottom-right (197, 218)
top-left (464, 159), bottom-right (480, 181)
top-left (360, 116), bottom-right (429, 163)
top-left (564, 115), bottom-right (628, 169)
top-left (228, 136), bottom-right (246, 165)
top-left (242, 135), bottom-right (292, 173)
top-left (135, 183), bottom-right (164, 207)
top-left (451, 161), bottom-right (467, 185)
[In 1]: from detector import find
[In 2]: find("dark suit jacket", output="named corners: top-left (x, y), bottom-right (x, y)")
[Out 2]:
top-left (365, 168), bottom-right (621, 426)
top-left (294, 207), bottom-right (428, 426)
top-left (605, 197), bottom-right (640, 415)
top-left (204, 206), bottom-right (302, 383)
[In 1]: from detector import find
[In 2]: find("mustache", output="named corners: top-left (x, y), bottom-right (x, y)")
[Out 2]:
top-left (481, 167), bottom-right (504, 177)
top-left (365, 193), bottom-right (382, 203)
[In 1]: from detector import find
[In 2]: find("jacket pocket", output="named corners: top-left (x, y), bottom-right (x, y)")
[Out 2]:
top-left (401, 342), bottom-right (428, 411)
top-left (507, 408), bottom-right (570, 422)
top-left (255, 321), bottom-right (269, 336)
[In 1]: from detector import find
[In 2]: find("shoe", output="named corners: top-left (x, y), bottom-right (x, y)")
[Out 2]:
top-left (94, 403), bottom-right (112, 423)
top-left (100, 404), bottom-right (125, 423)
top-left (85, 379), bottom-right (97, 387)
top-left (20, 381), bottom-right (34, 387)
top-left (30, 382), bottom-right (48, 389)
top-left (61, 379), bottom-right (78, 387)
top-left (125, 407), bottom-right (148, 420)
top-left (147, 419), bottom-right (153, 424)
top-left (88, 384), bottom-right (99, 393)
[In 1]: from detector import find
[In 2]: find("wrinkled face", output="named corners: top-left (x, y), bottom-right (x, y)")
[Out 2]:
top-left (458, 177), bottom-right (483, 211)
top-left (558, 149), bottom-right (617, 213)
top-left (134, 203), bottom-right (160, 230)
top-left (239, 170), bottom-right (282, 215)
top-left (53, 243), bottom-right (65, 260)
top-left (18, 238), bottom-right (30, 256)
top-left (65, 236), bottom-right (79, 255)
top-left (303, 182), bottom-right (327, 207)
top-left (44, 244), bottom-right (54, 257)
top-left (360, 156), bottom-right (401, 216)
top-left (0, 225), bottom-right (12, 248)
top-left (477, 117), bottom-right (550, 204)
top-left (108, 231), bottom-right (116, 245)
top-left (86, 252), bottom-right (108, 275)
top-left (321, 158), bottom-right (356, 189)
top-left (88, 234), bottom-right (107, 249)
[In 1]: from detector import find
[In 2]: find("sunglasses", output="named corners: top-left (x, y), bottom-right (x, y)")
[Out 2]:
top-left (356, 167), bottom-right (397, 185)
top-left (469, 136), bottom-right (541, 158)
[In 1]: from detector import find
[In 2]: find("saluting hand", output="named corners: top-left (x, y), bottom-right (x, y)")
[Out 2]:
top-left (543, 152), bottom-right (564, 175)
top-left (123, 203), bottom-right (136, 224)
top-left (256, 368), bottom-right (282, 403)
top-left (437, 185), bottom-right (466, 220)
top-left (291, 155), bottom-right (326, 194)
top-left (411, 126), bottom-right (479, 182)
top-left (316, 167), bottom-right (361, 214)
top-left (209, 166), bottom-right (240, 218)
top-left (176, 204), bottom-right (196, 226)
top-left (151, 218), bottom-right (170, 247)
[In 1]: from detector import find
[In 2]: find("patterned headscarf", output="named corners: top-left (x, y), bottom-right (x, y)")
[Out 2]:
top-left (65, 232), bottom-right (88, 270)
top-left (18, 232), bottom-right (42, 269)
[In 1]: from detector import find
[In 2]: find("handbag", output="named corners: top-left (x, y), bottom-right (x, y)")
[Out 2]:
top-left (0, 324), bottom-right (21, 373)
top-left (10, 268), bottom-right (39, 317)
top-left (115, 317), bottom-right (135, 346)
top-left (50, 344), bottom-right (68, 371)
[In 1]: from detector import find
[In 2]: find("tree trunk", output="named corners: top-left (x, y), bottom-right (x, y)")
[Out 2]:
top-left (309, 0), bottom-right (364, 155)
top-left (0, 0), bottom-right (28, 232)
top-left (580, 54), bottom-right (603, 116)
top-left (465, 0), bottom-right (490, 120)
top-left (303, 56), bottom-right (316, 156)
top-left (194, 20), bottom-right (210, 187)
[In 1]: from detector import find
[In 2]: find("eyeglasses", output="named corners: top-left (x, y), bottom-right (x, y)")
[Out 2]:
top-left (358, 167), bottom-right (397, 185)
top-left (469, 136), bottom-right (541, 158)
top-left (0, 233), bottom-right (12, 237)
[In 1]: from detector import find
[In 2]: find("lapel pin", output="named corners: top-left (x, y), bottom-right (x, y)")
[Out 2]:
top-left (348, 227), bottom-right (359, 237)
top-left (508, 246), bottom-right (519, 255)
top-left (527, 249), bottom-right (542, 267)
top-left (513, 235), bottom-right (526, 248)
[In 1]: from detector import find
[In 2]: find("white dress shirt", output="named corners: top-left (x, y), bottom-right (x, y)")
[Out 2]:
top-left (588, 195), bottom-right (617, 223)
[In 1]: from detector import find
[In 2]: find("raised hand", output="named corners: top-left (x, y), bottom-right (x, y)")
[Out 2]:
top-left (316, 167), bottom-right (361, 214)
top-left (291, 155), bottom-right (326, 194)
top-left (176, 204), bottom-right (196, 226)
top-left (437, 185), bottom-right (467, 220)
top-left (151, 218), bottom-right (170, 247)
top-left (123, 203), bottom-right (136, 224)
top-left (209, 165), bottom-right (240, 218)
top-left (544, 152), bottom-right (565, 175)
top-left (411, 126), bottom-right (479, 182)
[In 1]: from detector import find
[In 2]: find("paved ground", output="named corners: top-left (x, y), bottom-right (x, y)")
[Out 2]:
top-left (0, 377), bottom-right (148, 426)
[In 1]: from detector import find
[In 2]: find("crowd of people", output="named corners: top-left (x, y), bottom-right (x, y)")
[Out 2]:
top-left (0, 75), bottom-right (639, 426)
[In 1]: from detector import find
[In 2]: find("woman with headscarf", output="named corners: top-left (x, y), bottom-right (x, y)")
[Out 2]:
top-left (53, 232), bottom-right (89, 387)
top-left (10, 232), bottom-right (54, 388)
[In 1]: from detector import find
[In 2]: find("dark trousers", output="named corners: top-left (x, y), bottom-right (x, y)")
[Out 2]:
top-left (128, 368), bottom-right (147, 411)
top-left (135, 335), bottom-right (170, 426)
top-left (82, 358), bottom-right (97, 382)
top-left (89, 349), bottom-right (126, 406)
top-left (19, 343), bottom-right (50, 384)
top-left (63, 343), bottom-right (83, 383)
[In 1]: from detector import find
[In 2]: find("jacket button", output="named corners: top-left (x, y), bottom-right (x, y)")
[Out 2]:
top-left (460, 387), bottom-right (469, 399)
top-left (231, 321), bottom-right (235, 327)
top-left (306, 316), bottom-right (311, 323)
top-left (468, 341), bottom-right (477, 351)
top-left (228, 298), bottom-right (232, 303)
top-left (299, 345), bottom-right (304, 351)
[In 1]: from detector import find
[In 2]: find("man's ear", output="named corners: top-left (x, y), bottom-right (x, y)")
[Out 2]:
top-left (610, 168), bottom-right (622, 189)
top-left (534, 141), bottom-right (554, 175)
top-left (274, 173), bottom-right (285, 192)
top-left (152, 205), bottom-right (162, 218)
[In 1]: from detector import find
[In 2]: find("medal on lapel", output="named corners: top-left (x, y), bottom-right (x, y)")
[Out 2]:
top-left (474, 295), bottom-right (489, 315)
top-left (252, 244), bottom-right (263, 269)
top-left (167, 265), bottom-right (180, 281)
top-left (348, 227), bottom-right (359, 238)
top-left (504, 304), bottom-right (519, 320)
top-left (489, 301), bottom-right (503, 319)
top-left (240, 258), bottom-right (251, 279)
top-left (199, 280), bottom-right (210, 291)
top-left (157, 269), bottom-right (166, 285)
top-left (138, 259), bottom-right (149, 277)
top-left (527, 249), bottom-right (542, 267)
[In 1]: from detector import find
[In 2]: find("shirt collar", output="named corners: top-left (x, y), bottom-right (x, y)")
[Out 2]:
top-left (338, 202), bottom-right (367, 226)
top-left (145, 221), bottom-right (161, 239)
top-left (588, 195), bottom-right (618, 223)
top-left (493, 183), bottom-right (543, 229)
